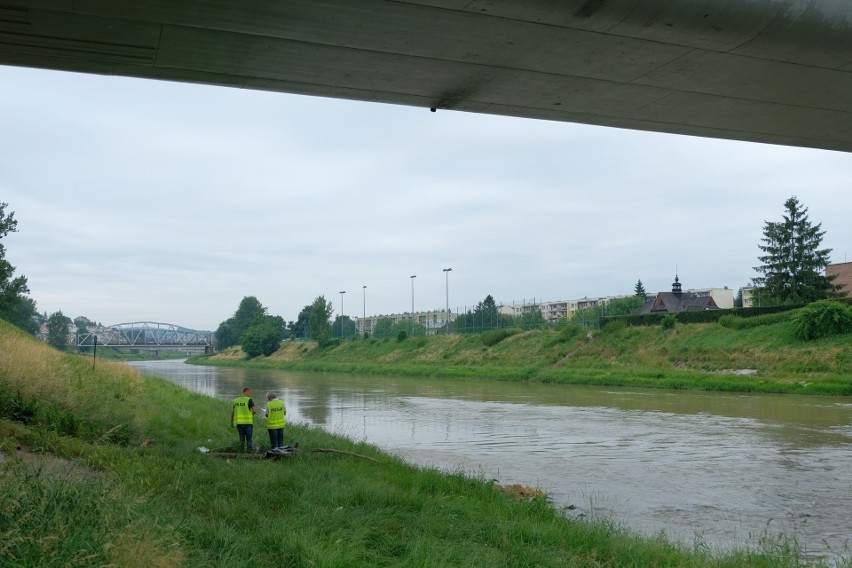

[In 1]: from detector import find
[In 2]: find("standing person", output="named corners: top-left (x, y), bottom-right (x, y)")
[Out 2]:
top-left (231, 387), bottom-right (256, 451)
top-left (265, 391), bottom-right (286, 450)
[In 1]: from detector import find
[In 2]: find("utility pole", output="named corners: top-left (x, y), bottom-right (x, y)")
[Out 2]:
top-left (443, 268), bottom-right (452, 334)
top-left (410, 275), bottom-right (416, 335)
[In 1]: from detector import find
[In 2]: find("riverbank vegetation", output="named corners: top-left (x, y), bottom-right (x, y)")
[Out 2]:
top-left (3, 321), bottom-right (849, 566)
top-left (199, 307), bottom-right (852, 395)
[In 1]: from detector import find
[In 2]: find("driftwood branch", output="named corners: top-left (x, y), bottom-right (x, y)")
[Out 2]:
top-left (311, 448), bottom-right (380, 462)
top-left (204, 447), bottom-right (378, 463)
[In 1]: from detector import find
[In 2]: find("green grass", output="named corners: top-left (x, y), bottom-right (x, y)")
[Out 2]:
top-left (197, 314), bottom-right (852, 395)
top-left (2, 319), bottom-right (850, 567)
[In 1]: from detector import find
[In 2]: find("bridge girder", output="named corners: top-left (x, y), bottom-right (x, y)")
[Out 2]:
top-left (2, 1), bottom-right (852, 152)
top-left (76, 321), bottom-right (213, 349)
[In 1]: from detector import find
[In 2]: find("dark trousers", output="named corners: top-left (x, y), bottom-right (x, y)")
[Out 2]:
top-left (268, 428), bottom-right (284, 449)
top-left (237, 424), bottom-right (253, 450)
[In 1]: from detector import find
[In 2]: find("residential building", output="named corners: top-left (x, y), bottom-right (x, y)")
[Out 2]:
top-left (827, 262), bottom-right (852, 297)
top-left (683, 287), bottom-right (734, 309)
top-left (358, 309), bottom-right (455, 336)
top-left (636, 276), bottom-right (720, 313)
top-left (742, 286), bottom-right (755, 308)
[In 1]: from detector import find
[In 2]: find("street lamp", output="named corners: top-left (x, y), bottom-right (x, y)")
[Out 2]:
top-left (410, 275), bottom-right (416, 335)
top-left (443, 268), bottom-right (452, 334)
top-left (362, 285), bottom-right (367, 337)
top-left (339, 290), bottom-right (346, 338)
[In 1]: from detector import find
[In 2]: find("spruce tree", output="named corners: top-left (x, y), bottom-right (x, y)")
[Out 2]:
top-left (634, 279), bottom-right (647, 298)
top-left (753, 196), bottom-right (837, 305)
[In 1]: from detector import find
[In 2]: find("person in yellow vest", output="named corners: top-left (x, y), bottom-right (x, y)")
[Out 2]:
top-left (264, 391), bottom-right (286, 450)
top-left (230, 387), bottom-right (256, 451)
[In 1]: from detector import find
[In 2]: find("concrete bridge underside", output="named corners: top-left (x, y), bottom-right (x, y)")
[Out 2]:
top-left (3, 1), bottom-right (852, 152)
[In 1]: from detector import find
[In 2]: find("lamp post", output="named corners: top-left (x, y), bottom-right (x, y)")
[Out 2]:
top-left (339, 290), bottom-right (346, 338)
top-left (442, 268), bottom-right (452, 334)
top-left (362, 285), bottom-right (367, 337)
top-left (410, 275), bottom-right (416, 335)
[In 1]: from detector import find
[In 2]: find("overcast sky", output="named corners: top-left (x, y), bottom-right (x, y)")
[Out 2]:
top-left (1, 64), bottom-right (850, 331)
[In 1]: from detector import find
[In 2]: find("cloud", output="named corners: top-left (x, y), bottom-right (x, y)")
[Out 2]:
top-left (2, 65), bottom-right (851, 330)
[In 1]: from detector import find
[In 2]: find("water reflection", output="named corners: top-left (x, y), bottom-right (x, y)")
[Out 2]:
top-left (129, 360), bottom-right (852, 559)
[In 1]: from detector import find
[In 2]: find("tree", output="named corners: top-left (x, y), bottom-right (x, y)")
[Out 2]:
top-left (753, 196), bottom-right (838, 305)
top-left (517, 308), bottom-right (546, 330)
top-left (309, 295), bottom-right (333, 345)
top-left (233, 296), bottom-right (267, 336)
top-left (372, 317), bottom-right (395, 338)
top-left (455, 295), bottom-right (511, 333)
top-left (634, 279), bottom-right (647, 298)
top-left (46, 310), bottom-right (70, 350)
top-left (240, 321), bottom-right (281, 358)
top-left (734, 288), bottom-right (743, 308)
top-left (574, 296), bottom-right (643, 329)
top-left (0, 202), bottom-right (38, 333)
top-left (333, 315), bottom-right (358, 338)
top-left (214, 320), bottom-right (238, 350)
top-left (291, 305), bottom-right (313, 339)
top-left (215, 296), bottom-right (283, 350)
top-left (608, 296), bottom-right (645, 316)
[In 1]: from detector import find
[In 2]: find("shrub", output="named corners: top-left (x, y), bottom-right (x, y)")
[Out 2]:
top-left (720, 311), bottom-right (793, 330)
top-left (660, 314), bottom-right (677, 330)
top-left (397, 330), bottom-right (407, 342)
top-left (481, 328), bottom-right (521, 347)
top-left (794, 300), bottom-right (852, 340)
top-left (240, 323), bottom-right (280, 358)
top-left (602, 319), bottom-right (627, 333)
top-left (547, 322), bottom-right (584, 346)
top-left (718, 314), bottom-right (743, 329)
top-left (602, 304), bottom-right (804, 328)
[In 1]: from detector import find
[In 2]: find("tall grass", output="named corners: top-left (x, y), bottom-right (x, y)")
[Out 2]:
top-left (2, 319), bottom-right (850, 567)
top-left (0, 321), bottom-right (142, 444)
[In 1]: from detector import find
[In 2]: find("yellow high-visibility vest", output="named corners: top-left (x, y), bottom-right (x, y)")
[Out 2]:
top-left (266, 399), bottom-right (285, 429)
top-left (233, 396), bottom-right (253, 425)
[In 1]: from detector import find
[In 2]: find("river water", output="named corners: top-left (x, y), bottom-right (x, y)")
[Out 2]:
top-left (129, 360), bottom-right (852, 560)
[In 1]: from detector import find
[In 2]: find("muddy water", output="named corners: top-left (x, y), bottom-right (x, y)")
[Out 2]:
top-left (130, 360), bottom-right (852, 559)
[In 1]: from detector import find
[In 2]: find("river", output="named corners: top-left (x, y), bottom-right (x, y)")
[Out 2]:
top-left (129, 359), bottom-right (852, 560)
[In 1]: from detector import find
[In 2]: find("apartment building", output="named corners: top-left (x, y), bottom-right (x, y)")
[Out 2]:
top-left (358, 309), bottom-right (455, 336)
top-left (683, 287), bottom-right (734, 309)
top-left (827, 262), bottom-right (852, 297)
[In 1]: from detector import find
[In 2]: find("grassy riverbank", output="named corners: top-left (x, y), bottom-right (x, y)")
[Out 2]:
top-left (199, 316), bottom-right (852, 395)
top-left (3, 320), bottom-right (848, 566)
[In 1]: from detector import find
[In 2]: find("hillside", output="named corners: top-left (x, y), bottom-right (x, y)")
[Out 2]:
top-left (204, 317), bottom-right (852, 395)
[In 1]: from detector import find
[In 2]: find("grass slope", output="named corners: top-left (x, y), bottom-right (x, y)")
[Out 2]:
top-left (1, 319), bottom-right (848, 567)
top-left (202, 317), bottom-right (852, 395)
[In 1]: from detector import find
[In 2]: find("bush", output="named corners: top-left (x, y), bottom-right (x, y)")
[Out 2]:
top-left (718, 314), bottom-right (742, 329)
top-left (240, 323), bottom-right (280, 358)
top-left (481, 328), bottom-right (521, 347)
top-left (794, 300), bottom-right (852, 340)
top-left (397, 330), bottom-right (407, 342)
top-left (719, 311), bottom-right (792, 330)
top-left (602, 319), bottom-right (627, 333)
top-left (602, 304), bottom-right (805, 328)
top-left (660, 314), bottom-right (677, 330)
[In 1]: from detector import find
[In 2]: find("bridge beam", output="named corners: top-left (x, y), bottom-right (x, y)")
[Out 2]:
top-left (2, 1), bottom-right (852, 152)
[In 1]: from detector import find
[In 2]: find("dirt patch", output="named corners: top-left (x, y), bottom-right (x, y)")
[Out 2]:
top-left (3, 445), bottom-right (102, 482)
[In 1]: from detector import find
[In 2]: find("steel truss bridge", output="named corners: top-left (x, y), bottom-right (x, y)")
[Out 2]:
top-left (76, 321), bottom-right (213, 353)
